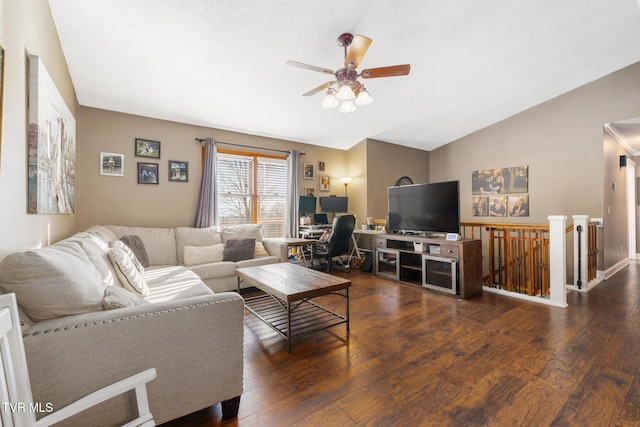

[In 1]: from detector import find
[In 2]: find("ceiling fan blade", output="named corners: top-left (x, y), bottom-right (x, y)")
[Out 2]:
top-left (302, 81), bottom-right (336, 96)
top-left (361, 64), bottom-right (411, 79)
top-left (344, 35), bottom-right (372, 69)
top-left (286, 60), bottom-right (334, 75)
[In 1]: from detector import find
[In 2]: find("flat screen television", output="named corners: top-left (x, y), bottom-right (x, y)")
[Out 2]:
top-left (320, 196), bottom-right (348, 213)
top-left (388, 181), bottom-right (460, 234)
top-left (299, 195), bottom-right (316, 214)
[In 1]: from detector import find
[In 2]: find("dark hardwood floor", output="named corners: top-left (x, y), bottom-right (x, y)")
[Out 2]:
top-left (161, 262), bottom-right (640, 426)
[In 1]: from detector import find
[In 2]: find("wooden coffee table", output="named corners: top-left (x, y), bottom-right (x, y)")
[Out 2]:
top-left (236, 263), bottom-right (350, 353)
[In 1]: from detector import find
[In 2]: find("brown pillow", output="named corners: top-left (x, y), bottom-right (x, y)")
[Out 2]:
top-left (223, 238), bottom-right (256, 262)
top-left (120, 235), bottom-right (150, 267)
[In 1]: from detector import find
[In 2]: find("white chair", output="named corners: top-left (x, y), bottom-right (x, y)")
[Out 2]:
top-left (0, 293), bottom-right (157, 427)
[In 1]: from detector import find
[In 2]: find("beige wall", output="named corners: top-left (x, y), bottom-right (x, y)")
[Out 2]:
top-left (365, 139), bottom-right (430, 222)
top-left (76, 107), bottom-right (349, 230)
top-left (430, 62), bottom-right (640, 270)
top-left (77, 106), bottom-right (433, 232)
top-left (342, 138), bottom-right (430, 227)
top-left (0, 0), bottom-right (78, 258)
top-left (345, 140), bottom-right (367, 224)
top-left (603, 131), bottom-right (632, 268)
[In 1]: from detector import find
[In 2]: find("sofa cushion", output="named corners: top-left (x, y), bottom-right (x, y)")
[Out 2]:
top-left (183, 243), bottom-right (225, 267)
top-left (0, 241), bottom-right (105, 321)
top-left (102, 286), bottom-right (149, 310)
top-left (119, 235), bottom-right (150, 268)
top-left (65, 232), bottom-right (121, 288)
top-left (84, 225), bottom-right (119, 244)
top-left (188, 261), bottom-right (238, 280)
top-left (144, 266), bottom-right (214, 303)
top-left (108, 248), bottom-right (149, 297)
top-left (223, 238), bottom-right (256, 262)
top-left (221, 224), bottom-right (264, 243)
top-left (106, 225), bottom-right (177, 265)
top-left (175, 227), bottom-right (222, 265)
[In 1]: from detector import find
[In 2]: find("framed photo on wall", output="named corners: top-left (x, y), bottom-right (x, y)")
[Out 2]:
top-left (100, 152), bottom-right (124, 176)
top-left (303, 162), bottom-right (314, 179)
top-left (168, 160), bottom-right (188, 182)
top-left (138, 162), bottom-right (159, 184)
top-left (304, 186), bottom-right (316, 197)
top-left (135, 138), bottom-right (161, 158)
top-left (320, 175), bottom-right (330, 191)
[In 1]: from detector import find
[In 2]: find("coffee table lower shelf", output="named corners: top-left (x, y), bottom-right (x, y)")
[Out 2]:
top-left (244, 292), bottom-right (349, 352)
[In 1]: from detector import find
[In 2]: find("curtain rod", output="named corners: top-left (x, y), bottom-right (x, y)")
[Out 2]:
top-left (194, 138), bottom-right (305, 155)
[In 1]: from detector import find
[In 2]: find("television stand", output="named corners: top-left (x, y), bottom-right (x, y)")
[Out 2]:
top-left (374, 233), bottom-right (482, 299)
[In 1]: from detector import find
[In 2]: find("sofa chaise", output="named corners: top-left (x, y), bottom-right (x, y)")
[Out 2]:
top-left (0, 223), bottom-right (287, 426)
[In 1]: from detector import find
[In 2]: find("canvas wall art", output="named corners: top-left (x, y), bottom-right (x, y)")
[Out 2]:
top-left (472, 166), bottom-right (528, 195)
top-left (27, 55), bottom-right (76, 214)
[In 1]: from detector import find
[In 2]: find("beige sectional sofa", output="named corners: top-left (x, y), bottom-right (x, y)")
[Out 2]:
top-left (0, 223), bottom-right (287, 426)
top-left (103, 223), bottom-right (288, 293)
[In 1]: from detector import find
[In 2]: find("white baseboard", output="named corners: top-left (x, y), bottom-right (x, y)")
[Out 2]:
top-left (482, 286), bottom-right (568, 308)
top-left (604, 258), bottom-right (629, 280)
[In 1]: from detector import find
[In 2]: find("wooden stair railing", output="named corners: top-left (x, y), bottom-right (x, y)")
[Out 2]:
top-left (462, 222), bottom-right (551, 297)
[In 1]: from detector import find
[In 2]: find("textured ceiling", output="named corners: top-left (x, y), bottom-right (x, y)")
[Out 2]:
top-left (48, 0), bottom-right (640, 151)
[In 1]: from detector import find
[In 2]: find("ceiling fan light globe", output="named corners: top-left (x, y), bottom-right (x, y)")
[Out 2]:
top-left (355, 89), bottom-right (373, 106)
top-left (336, 85), bottom-right (355, 101)
top-left (321, 92), bottom-right (339, 108)
top-left (339, 100), bottom-right (356, 114)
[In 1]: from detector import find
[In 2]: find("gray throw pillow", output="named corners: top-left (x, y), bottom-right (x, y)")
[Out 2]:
top-left (120, 235), bottom-right (150, 267)
top-left (223, 238), bottom-right (256, 262)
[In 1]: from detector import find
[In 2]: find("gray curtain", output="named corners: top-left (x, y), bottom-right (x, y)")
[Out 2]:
top-left (194, 138), bottom-right (218, 228)
top-left (285, 150), bottom-right (301, 238)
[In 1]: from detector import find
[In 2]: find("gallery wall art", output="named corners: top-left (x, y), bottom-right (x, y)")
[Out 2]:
top-left (472, 166), bottom-right (529, 217)
top-left (27, 55), bottom-right (76, 214)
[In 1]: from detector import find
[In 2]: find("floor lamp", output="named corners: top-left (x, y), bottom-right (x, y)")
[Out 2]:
top-left (340, 177), bottom-right (352, 196)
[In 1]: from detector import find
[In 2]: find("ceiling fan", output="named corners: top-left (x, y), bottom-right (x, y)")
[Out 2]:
top-left (286, 33), bottom-right (410, 113)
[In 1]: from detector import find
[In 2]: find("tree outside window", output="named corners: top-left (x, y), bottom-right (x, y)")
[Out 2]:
top-left (217, 151), bottom-right (287, 237)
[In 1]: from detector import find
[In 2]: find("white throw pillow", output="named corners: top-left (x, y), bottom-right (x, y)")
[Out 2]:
top-left (102, 286), bottom-right (149, 310)
top-left (183, 244), bottom-right (225, 267)
top-left (108, 248), bottom-right (149, 297)
top-left (175, 227), bottom-right (222, 265)
top-left (110, 240), bottom-right (144, 274)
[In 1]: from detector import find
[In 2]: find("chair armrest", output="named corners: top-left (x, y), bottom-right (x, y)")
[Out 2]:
top-left (262, 237), bottom-right (288, 262)
top-left (35, 368), bottom-right (157, 427)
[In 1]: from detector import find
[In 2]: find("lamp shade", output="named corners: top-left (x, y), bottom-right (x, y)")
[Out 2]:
top-left (339, 100), bottom-right (356, 114)
top-left (355, 88), bottom-right (373, 106)
top-left (339, 176), bottom-right (352, 184)
top-left (336, 84), bottom-right (355, 100)
top-left (321, 91), bottom-right (339, 108)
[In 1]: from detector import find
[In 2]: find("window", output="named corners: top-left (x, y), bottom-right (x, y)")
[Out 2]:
top-left (217, 150), bottom-right (287, 237)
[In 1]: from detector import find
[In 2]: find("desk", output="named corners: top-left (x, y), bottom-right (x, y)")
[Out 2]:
top-left (351, 229), bottom-right (386, 259)
top-left (299, 225), bottom-right (331, 239)
top-left (283, 237), bottom-right (316, 267)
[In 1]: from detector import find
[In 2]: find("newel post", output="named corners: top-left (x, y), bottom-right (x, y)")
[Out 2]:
top-left (573, 215), bottom-right (589, 291)
top-left (548, 215), bottom-right (568, 308)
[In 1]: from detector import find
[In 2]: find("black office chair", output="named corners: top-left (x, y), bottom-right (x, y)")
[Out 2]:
top-left (310, 214), bottom-right (356, 273)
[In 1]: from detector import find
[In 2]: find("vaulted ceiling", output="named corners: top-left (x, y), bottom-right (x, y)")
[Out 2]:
top-left (48, 0), bottom-right (640, 151)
